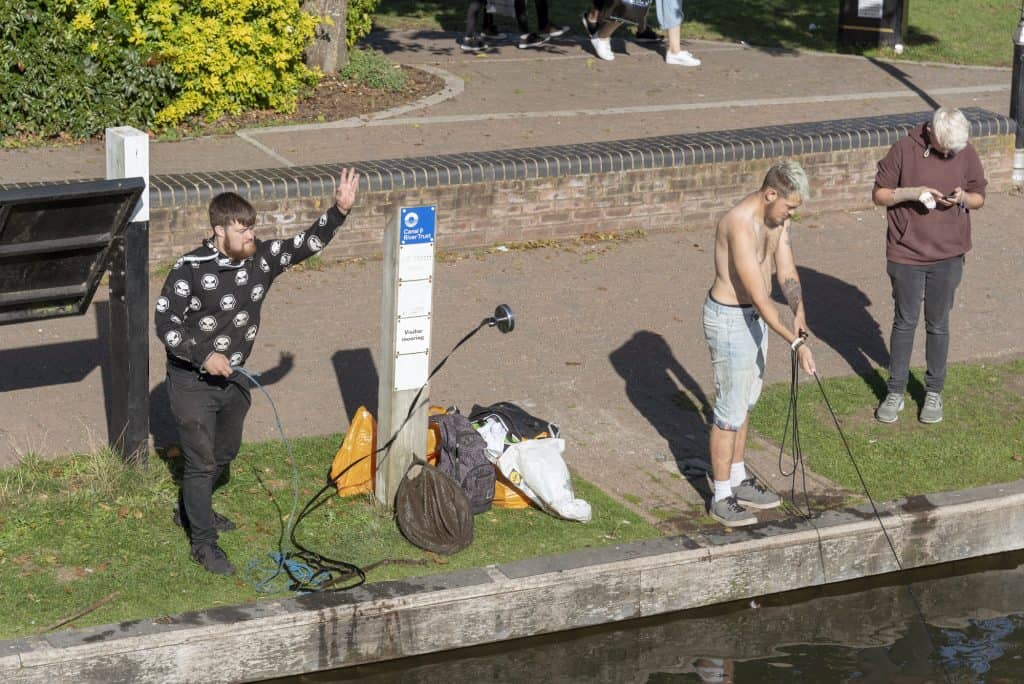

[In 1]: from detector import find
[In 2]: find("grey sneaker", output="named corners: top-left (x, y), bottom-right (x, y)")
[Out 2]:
top-left (732, 476), bottom-right (781, 509)
top-left (919, 392), bottom-right (943, 424)
top-left (875, 392), bottom-right (905, 423)
top-left (710, 496), bottom-right (758, 527)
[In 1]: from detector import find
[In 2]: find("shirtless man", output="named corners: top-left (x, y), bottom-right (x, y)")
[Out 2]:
top-left (702, 160), bottom-right (816, 527)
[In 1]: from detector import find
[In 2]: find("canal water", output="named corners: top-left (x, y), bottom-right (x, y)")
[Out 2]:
top-left (272, 550), bottom-right (1024, 683)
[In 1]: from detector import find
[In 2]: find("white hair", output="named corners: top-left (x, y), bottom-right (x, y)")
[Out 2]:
top-left (931, 107), bottom-right (970, 153)
top-left (761, 160), bottom-right (810, 201)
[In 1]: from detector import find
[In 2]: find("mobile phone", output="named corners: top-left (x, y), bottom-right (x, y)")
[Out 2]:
top-left (942, 193), bottom-right (956, 201)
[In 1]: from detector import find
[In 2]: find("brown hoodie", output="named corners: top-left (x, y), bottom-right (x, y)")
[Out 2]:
top-left (874, 123), bottom-right (987, 265)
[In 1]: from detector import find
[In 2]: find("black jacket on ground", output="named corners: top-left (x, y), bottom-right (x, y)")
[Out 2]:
top-left (155, 205), bottom-right (347, 369)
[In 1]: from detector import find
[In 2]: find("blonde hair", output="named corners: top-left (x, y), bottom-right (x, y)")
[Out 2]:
top-left (761, 160), bottom-right (810, 201)
top-left (931, 107), bottom-right (970, 153)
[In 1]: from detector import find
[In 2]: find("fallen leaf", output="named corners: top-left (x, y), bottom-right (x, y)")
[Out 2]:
top-left (1013, 454), bottom-right (1024, 462)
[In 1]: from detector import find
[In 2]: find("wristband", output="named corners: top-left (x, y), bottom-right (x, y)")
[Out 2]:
top-left (790, 337), bottom-right (805, 351)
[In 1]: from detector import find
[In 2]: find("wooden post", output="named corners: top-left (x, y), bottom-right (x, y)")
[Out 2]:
top-left (105, 127), bottom-right (150, 463)
top-left (376, 206), bottom-right (436, 507)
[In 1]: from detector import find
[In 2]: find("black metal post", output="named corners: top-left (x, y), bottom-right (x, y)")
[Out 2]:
top-left (1012, 1), bottom-right (1024, 183)
top-left (108, 220), bottom-right (150, 463)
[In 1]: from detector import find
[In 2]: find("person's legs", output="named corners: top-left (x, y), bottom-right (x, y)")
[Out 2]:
top-left (885, 260), bottom-right (926, 394)
top-left (167, 368), bottom-right (222, 549)
top-left (921, 255), bottom-right (964, 394)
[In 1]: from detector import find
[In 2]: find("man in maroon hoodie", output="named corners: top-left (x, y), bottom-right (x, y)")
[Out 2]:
top-left (872, 107), bottom-right (987, 424)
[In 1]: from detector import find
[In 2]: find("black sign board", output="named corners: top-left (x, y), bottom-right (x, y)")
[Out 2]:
top-left (0, 178), bottom-right (145, 325)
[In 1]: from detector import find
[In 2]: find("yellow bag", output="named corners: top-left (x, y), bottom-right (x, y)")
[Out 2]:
top-left (492, 469), bottom-right (532, 509)
top-left (329, 406), bottom-right (376, 497)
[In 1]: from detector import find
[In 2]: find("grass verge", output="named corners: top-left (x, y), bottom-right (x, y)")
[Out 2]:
top-left (374, 0), bottom-right (1020, 67)
top-left (0, 435), bottom-right (659, 640)
top-left (752, 359), bottom-right (1024, 503)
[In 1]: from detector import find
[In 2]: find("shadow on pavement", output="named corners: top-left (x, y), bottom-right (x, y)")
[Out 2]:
top-left (609, 330), bottom-right (712, 496)
top-left (332, 348), bottom-right (379, 420)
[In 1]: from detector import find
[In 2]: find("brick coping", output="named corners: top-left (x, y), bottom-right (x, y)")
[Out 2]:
top-left (0, 108), bottom-right (1012, 206)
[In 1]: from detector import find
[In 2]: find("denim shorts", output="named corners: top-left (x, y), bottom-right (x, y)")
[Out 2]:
top-left (702, 294), bottom-right (767, 431)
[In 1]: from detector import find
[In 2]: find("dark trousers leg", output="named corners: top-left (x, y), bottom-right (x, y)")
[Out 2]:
top-left (168, 368), bottom-right (250, 546)
top-left (534, 0), bottom-right (550, 30)
top-left (515, 0), bottom-right (529, 33)
top-left (922, 256), bottom-right (964, 393)
top-left (886, 260), bottom-right (925, 395)
top-left (466, 0), bottom-right (486, 35)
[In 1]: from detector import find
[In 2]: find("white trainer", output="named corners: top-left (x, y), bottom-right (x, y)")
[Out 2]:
top-left (666, 50), bottom-right (701, 66)
top-left (591, 36), bottom-right (615, 61)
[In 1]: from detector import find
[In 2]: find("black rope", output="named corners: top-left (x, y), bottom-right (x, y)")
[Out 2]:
top-left (282, 317), bottom-right (494, 592)
top-left (778, 348), bottom-right (952, 684)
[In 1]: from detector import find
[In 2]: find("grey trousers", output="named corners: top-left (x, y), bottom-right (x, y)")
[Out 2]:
top-left (885, 255), bottom-right (964, 395)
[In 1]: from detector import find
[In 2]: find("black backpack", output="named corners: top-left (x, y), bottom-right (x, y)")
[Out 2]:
top-left (429, 412), bottom-right (495, 515)
top-left (468, 401), bottom-right (560, 442)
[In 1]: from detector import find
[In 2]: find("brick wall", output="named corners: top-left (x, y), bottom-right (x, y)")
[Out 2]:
top-left (142, 109), bottom-right (1015, 267)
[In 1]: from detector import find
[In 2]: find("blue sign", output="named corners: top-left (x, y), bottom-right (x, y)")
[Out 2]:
top-left (399, 206), bottom-right (436, 245)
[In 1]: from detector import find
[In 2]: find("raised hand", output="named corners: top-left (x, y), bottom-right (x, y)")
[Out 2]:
top-left (335, 167), bottom-right (359, 213)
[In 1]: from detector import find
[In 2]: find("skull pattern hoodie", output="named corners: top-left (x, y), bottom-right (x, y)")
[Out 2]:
top-left (155, 205), bottom-right (347, 370)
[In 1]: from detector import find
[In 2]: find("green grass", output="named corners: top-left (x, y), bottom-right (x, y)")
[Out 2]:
top-left (373, 0), bottom-right (1021, 67)
top-left (0, 436), bottom-right (658, 639)
top-left (751, 359), bottom-right (1024, 502)
top-left (339, 48), bottom-right (408, 91)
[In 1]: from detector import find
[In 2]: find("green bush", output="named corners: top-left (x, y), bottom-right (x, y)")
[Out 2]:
top-left (0, 0), bottom-right (177, 139)
top-left (339, 48), bottom-right (406, 91)
top-left (346, 0), bottom-right (380, 48)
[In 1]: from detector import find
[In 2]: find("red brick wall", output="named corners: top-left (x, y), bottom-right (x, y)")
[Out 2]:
top-left (148, 136), bottom-right (1014, 267)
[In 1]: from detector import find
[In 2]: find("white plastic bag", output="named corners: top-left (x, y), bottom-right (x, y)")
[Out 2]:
top-left (494, 438), bottom-right (591, 522)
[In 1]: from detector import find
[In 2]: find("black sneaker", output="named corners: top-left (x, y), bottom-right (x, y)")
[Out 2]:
top-left (190, 542), bottom-right (236, 575)
top-left (482, 25), bottom-right (507, 40)
top-left (173, 506), bottom-right (237, 532)
top-left (634, 27), bottom-right (662, 42)
top-left (518, 32), bottom-right (549, 49)
top-left (460, 36), bottom-right (490, 52)
top-left (540, 25), bottom-right (570, 39)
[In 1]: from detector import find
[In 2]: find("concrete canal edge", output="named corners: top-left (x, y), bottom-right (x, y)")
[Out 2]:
top-left (3, 479), bottom-right (1024, 682)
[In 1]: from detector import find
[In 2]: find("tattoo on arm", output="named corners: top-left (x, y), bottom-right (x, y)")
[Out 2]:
top-left (782, 276), bottom-right (802, 314)
top-left (784, 226), bottom-right (792, 246)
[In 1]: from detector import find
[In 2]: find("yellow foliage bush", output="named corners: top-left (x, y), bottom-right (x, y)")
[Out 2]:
top-left (64, 0), bottom-right (320, 126)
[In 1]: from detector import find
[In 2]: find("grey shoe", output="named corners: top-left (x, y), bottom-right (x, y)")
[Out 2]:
top-left (919, 392), bottom-right (943, 424)
top-left (875, 392), bottom-right (905, 423)
top-left (732, 476), bottom-right (781, 509)
top-left (710, 496), bottom-right (758, 527)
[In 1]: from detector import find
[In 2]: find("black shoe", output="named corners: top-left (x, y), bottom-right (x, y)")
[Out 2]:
top-left (173, 506), bottom-right (237, 532)
top-left (518, 32), bottom-right (549, 49)
top-left (460, 36), bottom-right (490, 52)
top-left (634, 27), bottom-right (663, 43)
top-left (190, 542), bottom-right (235, 575)
top-left (482, 25), bottom-right (507, 40)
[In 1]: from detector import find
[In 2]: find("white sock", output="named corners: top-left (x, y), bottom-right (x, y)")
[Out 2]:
top-left (713, 480), bottom-right (732, 503)
top-left (730, 462), bottom-right (747, 488)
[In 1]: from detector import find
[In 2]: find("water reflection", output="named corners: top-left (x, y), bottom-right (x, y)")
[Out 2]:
top-left (270, 551), bottom-right (1024, 683)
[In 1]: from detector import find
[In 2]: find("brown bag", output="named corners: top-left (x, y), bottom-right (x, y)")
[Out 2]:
top-left (395, 463), bottom-right (474, 555)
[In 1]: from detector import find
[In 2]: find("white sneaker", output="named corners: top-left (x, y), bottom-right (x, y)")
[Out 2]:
top-left (666, 50), bottom-right (701, 66)
top-left (591, 36), bottom-right (614, 61)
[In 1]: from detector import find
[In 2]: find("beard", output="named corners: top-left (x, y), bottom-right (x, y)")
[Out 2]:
top-left (223, 241), bottom-right (256, 261)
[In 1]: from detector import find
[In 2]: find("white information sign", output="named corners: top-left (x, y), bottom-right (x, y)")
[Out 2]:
top-left (397, 279), bottom-right (432, 319)
top-left (394, 351), bottom-right (429, 391)
top-left (398, 243), bottom-right (435, 282)
top-left (857, 0), bottom-right (883, 19)
top-left (396, 315), bottom-right (431, 356)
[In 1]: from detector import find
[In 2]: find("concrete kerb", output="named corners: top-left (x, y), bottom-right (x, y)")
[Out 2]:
top-left (4, 479), bottom-right (1024, 683)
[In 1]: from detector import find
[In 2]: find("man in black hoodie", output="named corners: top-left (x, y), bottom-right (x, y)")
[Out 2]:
top-left (155, 168), bottom-right (359, 575)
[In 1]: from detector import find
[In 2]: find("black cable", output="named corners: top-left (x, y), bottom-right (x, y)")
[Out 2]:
top-left (282, 316), bottom-right (495, 591)
top-left (800, 367), bottom-right (953, 684)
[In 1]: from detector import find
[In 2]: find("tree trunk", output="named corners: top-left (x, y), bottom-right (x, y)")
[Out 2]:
top-left (303, 0), bottom-right (349, 74)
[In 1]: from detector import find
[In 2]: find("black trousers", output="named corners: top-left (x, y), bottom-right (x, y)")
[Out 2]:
top-left (167, 364), bottom-right (251, 546)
